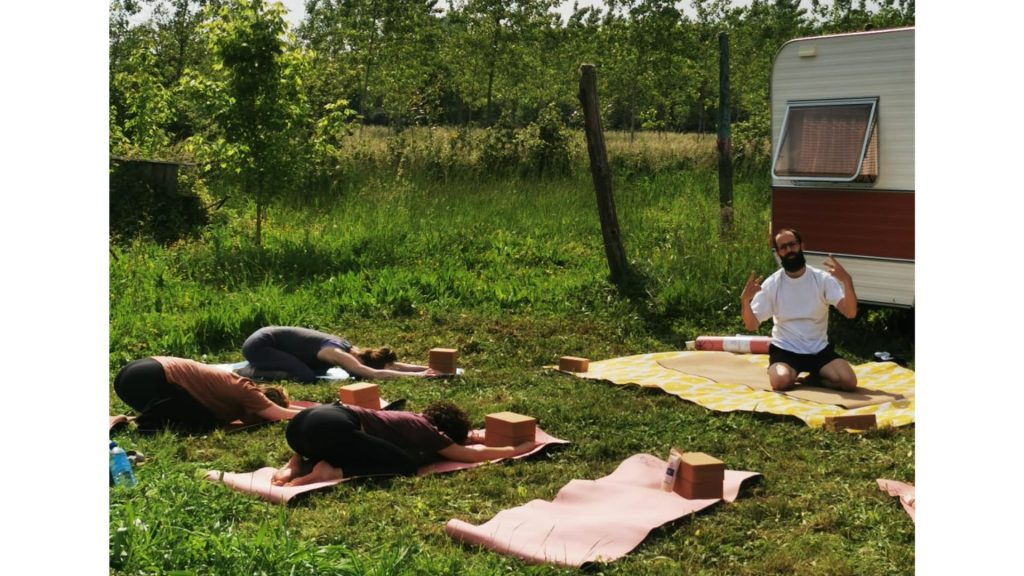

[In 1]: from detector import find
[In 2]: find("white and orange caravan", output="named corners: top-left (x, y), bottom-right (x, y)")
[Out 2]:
top-left (769, 27), bottom-right (914, 307)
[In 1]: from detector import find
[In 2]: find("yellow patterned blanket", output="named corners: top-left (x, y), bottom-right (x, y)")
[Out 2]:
top-left (562, 351), bottom-right (914, 428)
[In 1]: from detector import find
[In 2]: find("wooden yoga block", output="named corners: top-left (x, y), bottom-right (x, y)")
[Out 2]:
top-left (484, 411), bottom-right (537, 447)
top-left (429, 348), bottom-right (458, 373)
top-left (675, 478), bottom-right (724, 500)
top-left (824, 414), bottom-right (877, 431)
top-left (558, 356), bottom-right (590, 372)
top-left (339, 382), bottom-right (381, 409)
top-left (679, 452), bottom-right (725, 484)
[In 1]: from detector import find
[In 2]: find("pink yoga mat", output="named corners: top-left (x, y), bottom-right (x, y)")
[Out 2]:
top-left (109, 400), bottom-right (321, 433)
top-left (877, 478), bottom-right (915, 523)
top-left (445, 453), bottom-right (761, 567)
top-left (206, 427), bottom-right (569, 504)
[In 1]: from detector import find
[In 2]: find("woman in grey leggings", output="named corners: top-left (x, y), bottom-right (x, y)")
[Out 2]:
top-left (241, 326), bottom-right (436, 382)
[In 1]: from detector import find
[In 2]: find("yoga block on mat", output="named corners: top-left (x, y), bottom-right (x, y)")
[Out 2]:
top-left (339, 383), bottom-right (381, 409)
top-left (484, 412), bottom-right (536, 446)
top-left (429, 348), bottom-right (458, 373)
top-left (675, 478), bottom-right (724, 500)
top-left (824, 414), bottom-right (877, 431)
top-left (485, 432), bottom-right (529, 447)
top-left (558, 356), bottom-right (590, 372)
top-left (679, 452), bottom-right (725, 484)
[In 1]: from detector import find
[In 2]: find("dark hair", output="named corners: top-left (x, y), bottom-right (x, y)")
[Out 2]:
top-left (355, 346), bottom-right (398, 369)
top-left (422, 400), bottom-right (471, 444)
top-left (260, 385), bottom-right (290, 408)
top-left (772, 228), bottom-right (802, 250)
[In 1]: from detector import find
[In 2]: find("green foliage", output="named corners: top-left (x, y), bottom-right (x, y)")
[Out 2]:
top-left (109, 34), bottom-right (175, 156)
top-left (109, 161), bottom-right (211, 244)
top-left (520, 103), bottom-right (575, 177)
top-left (198, 0), bottom-right (313, 244)
top-left (110, 161), bottom-right (913, 574)
top-left (108, 5), bottom-right (916, 570)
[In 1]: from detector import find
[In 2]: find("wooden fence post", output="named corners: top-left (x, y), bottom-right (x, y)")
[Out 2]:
top-left (578, 64), bottom-right (629, 287)
top-left (717, 31), bottom-right (734, 234)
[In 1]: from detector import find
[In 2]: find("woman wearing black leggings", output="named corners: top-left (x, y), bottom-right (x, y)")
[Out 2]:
top-left (273, 401), bottom-right (537, 486)
top-left (241, 326), bottom-right (438, 382)
top-left (114, 356), bottom-right (301, 432)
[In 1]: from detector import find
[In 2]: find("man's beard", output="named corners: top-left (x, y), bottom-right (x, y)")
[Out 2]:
top-left (781, 250), bottom-right (806, 273)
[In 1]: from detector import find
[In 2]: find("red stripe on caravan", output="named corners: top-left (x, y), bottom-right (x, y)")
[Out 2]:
top-left (771, 188), bottom-right (914, 260)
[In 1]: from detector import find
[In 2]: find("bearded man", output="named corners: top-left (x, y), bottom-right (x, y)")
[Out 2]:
top-left (740, 228), bottom-right (859, 392)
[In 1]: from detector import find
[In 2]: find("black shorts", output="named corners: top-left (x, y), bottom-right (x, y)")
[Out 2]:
top-left (768, 343), bottom-right (842, 376)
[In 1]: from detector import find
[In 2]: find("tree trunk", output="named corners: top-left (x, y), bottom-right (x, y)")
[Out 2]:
top-left (486, 21), bottom-right (500, 125)
top-left (255, 174), bottom-right (264, 248)
top-left (578, 64), bottom-right (629, 287)
top-left (717, 31), bottom-right (734, 234)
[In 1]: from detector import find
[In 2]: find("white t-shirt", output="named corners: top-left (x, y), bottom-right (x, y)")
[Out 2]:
top-left (750, 265), bottom-right (845, 354)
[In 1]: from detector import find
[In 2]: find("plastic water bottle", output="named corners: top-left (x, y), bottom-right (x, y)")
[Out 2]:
top-left (109, 441), bottom-right (137, 488)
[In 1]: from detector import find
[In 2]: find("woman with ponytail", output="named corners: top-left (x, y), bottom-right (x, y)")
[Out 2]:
top-left (241, 326), bottom-right (437, 382)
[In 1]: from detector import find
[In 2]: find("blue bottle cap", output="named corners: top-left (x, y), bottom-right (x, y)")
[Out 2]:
top-left (110, 441), bottom-right (118, 449)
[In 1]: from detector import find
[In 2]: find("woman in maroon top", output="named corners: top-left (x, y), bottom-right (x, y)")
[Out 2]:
top-left (272, 401), bottom-right (536, 486)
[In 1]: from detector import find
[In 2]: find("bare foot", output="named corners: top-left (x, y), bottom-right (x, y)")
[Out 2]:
top-left (286, 460), bottom-right (343, 487)
top-left (271, 453), bottom-right (304, 486)
top-left (795, 373), bottom-right (821, 387)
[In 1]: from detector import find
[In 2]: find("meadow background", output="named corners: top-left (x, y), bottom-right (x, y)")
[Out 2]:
top-left (109, 128), bottom-right (914, 576)
top-left (107, 1), bottom-right (915, 574)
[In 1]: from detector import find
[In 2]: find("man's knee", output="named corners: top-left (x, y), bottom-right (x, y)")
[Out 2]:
top-left (768, 364), bottom-right (797, 391)
top-left (821, 360), bottom-right (858, 391)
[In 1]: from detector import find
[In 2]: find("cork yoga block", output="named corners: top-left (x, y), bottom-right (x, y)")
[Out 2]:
top-left (558, 356), bottom-right (590, 372)
top-left (679, 452), bottom-right (725, 484)
top-left (429, 348), bottom-right (458, 373)
top-left (484, 411), bottom-right (537, 446)
top-left (674, 478), bottom-right (724, 500)
top-left (824, 414), bottom-right (877, 431)
top-left (338, 383), bottom-right (381, 409)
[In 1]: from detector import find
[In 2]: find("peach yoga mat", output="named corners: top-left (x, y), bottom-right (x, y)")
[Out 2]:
top-left (877, 478), bottom-right (915, 523)
top-left (445, 453), bottom-right (761, 567)
top-left (108, 400), bottom-right (321, 433)
top-left (206, 427), bottom-right (569, 504)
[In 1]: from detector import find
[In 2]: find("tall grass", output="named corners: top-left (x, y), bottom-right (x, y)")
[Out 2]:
top-left (109, 138), bottom-right (913, 575)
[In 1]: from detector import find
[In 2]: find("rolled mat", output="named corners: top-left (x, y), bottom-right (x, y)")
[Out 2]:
top-left (206, 427), bottom-right (569, 504)
top-left (445, 453), bottom-right (761, 567)
top-left (877, 478), bottom-right (915, 523)
top-left (695, 335), bottom-right (772, 354)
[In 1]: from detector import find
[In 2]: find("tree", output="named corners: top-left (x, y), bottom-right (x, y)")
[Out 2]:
top-left (201, 0), bottom-right (311, 246)
top-left (110, 1), bottom-right (175, 156)
top-left (444, 0), bottom-right (559, 126)
top-left (300, 0), bottom-right (444, 130)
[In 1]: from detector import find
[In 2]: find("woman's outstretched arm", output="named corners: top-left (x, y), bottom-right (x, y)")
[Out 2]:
top-left (437, 440), bottom-right (537, 463)
top-left (318, 347), bottom-right (435, 379)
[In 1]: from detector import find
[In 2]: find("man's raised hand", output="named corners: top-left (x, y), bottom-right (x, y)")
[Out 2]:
top-left (741, 271), bottom-right (763, 303)
top-left (823, 255), bottom-right (851, 284)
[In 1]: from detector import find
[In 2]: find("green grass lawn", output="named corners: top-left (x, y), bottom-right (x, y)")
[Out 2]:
top-left (109, 163), bottom-right (914, 574)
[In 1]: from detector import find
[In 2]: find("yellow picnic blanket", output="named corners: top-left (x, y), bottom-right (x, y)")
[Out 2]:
top-left (563, 351), bottom-right (914, 428)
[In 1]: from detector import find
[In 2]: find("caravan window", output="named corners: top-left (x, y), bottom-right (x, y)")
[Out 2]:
top-left (772, 98), bottom-right (878, 183)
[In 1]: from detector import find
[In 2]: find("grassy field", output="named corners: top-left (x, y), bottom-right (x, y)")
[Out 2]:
top-left (109, 135), bottom-right (914, 575)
